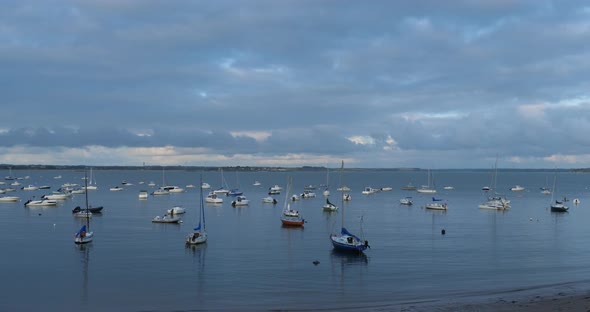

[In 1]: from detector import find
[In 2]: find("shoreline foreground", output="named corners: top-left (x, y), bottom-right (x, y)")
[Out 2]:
top-left (352, 281), bottom-right (590, 312)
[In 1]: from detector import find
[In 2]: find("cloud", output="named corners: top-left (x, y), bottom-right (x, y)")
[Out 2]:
top-left (1, 1), bottom-right (590, 168)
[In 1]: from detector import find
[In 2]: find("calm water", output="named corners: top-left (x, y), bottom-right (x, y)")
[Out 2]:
top-left (2, 169), bottom-right (590, 311)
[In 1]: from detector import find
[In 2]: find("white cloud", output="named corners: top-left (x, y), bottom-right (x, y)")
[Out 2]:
top-left (517, 104), bottom-right (546, 120)
top-left (347, 136), bottom-right (375, 145)
top-left (230, 131), bottom-right (271, 142)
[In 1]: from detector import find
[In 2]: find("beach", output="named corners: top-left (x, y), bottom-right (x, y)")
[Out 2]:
top-left (365, 282), bottom-right (590, 312)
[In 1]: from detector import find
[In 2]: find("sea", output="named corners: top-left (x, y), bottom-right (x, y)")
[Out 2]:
top-left (2, 168), bottom-right (590, 311)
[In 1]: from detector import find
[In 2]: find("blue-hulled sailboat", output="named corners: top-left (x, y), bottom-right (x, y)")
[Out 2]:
top-left (186, 175), bottom-right (207, 245)
top-left (330, 161), bottom-right (369, 253)
top-left (74, 171), bottom-right (94, 244)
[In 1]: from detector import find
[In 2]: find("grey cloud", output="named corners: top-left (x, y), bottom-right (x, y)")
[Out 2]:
top-left (1, 1), bottom-right (590, 167)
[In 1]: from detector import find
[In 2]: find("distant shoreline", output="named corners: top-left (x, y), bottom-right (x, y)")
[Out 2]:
top-left (0, 164), bottom-right (586, 172)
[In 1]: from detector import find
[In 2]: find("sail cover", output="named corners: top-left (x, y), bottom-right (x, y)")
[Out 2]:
top-left (76, 225), bottom-right (87, 236)
top-left (340, 227), bottom-right (361, 241)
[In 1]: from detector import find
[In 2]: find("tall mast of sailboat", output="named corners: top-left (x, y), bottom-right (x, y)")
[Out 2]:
top-left (84, 170), bottom-right (90, 231)
top-left (200, 174), bottom-right (205, 230)
top-left (340, 160), bottom-right (344, 228)
top-left (283, 176), bottom-right (291, 212)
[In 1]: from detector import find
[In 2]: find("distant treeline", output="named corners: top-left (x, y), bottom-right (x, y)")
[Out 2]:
top-left (0, 164), bottom-right (583, 172)
top-left (0, 164), bottom-right (419, 172)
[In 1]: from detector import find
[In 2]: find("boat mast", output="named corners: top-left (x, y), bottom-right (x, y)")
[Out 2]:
top-left (340, 160), bottom-right (344, 229)
top-left (200, 174), bottom-right (205, 230)
top-left (550, 174), bottom-right (556, 205)
top-left (84, 170), bottom-right (90, 231)
top-left (283, 177), bottom-right (292, 212)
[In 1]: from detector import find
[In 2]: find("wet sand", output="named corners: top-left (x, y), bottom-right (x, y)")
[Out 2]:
top-left (351, 282), bottom-right (590, 312)
top-left (394, 293), bottom-right (590, 311)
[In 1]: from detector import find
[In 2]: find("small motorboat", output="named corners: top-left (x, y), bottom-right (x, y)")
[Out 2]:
top-left (231, 195), bottom-right (249, 207)
top-left (152, 215), bottom-right (181, 223)
top-left (262, 197), bottom-right (278, 204)
top-left (151, 188), bottom-right (170, 196)
top-left (0, 196), bottom-right (19, 202)
top-left (138, 190), bottom-right (148, 200)
top-left (24, 199), bottom-right (58, 207)
top-left (72, 205), bottom-right (103, 214)
top-left (400, 197), bottom-right (413, 205)
top-left (167, 206), bottom-right (186, 215)
top-left (74, 211), bottom-right (93, 218)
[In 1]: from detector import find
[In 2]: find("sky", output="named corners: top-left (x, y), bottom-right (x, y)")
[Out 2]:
top-left (1, 0), bottom-right (590, 169)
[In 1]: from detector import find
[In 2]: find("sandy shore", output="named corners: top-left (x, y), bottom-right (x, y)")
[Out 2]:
top-left (394, 293), bottom-right (590, 311)
top-left (346, 282), bottom-right (590, 312)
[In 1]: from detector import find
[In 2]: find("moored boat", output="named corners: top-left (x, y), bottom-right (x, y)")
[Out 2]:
top-left (187, 176), bottom-right (207, 245)
top-left (400, 197), bottom-right (413, 205)
top-left (281, 177), bottom-right (304, 227)
top-left (152, 215), bottom-right (181, 223)
top-left (330, 161), bottom-right (369, 253)
top-left (0, 196), bottom-right (19, 202)
top-left (24, 199), bottom-right (58, 207)
top-left (231, 195), bottom-right (249, 207)
top-left (425, 197), bottom-right (448, 210)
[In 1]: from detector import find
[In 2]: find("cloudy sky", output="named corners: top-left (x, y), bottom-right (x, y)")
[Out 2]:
top-left (1, 0), bottom-right (590, 168)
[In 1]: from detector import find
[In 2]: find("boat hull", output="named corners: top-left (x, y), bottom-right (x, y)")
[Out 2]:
top-left (0, 196), bottom-right (19, 202)
top-left (186, 231), bottom-right (207, 245)
top-left (74, 231), bottom-right (94, 244)
top-left (425, 204), bottom-right (447, 210)
top-left (281, 217), bottom-right (304, 226)
top-left (551, 205), bottom-right (569, 212)
top-left (322, 204), bottom-right (338, 211)
top-left (330, 235), bottom-right (368, 253)
top-left (152, 216), bottom-right (181, 223)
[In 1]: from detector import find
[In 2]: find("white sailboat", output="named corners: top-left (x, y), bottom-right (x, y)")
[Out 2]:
top-left (330, 161), bottom-right (369, 252)
top-left (280, 177), bottom-right (304, 226)
top-left (187, 176), bottom-right (208, 245)
top-left (549, 175), bottom-right (568, 212)
top-left (74, 171), bottom-right (94, 244)
top-left (416, 169), bottom-right (436, 194)
top-left (213, 168), bottom-right (230, 195)
top-left (84, 168), bottom-right (98, 190)
top-left (479, 157), bottom-right (510, 210)
top-left (323, 165), bottom-right (330, 197)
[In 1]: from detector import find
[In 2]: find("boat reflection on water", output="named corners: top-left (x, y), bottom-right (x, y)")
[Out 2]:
top-left (76, 243), bottom-right (91, 305)
top-left (186, 243), bottom-right (207, 266)
top-left (330, 249), bottom-right (369, 266)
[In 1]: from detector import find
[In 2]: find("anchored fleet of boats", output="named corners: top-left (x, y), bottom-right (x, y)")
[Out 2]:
top-left (2, 165), bottom-right (582, 254)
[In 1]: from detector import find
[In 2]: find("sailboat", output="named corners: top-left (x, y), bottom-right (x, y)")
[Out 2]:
top-left (323, 165), bottom-right (330, 197)
top-left (416, 169), bottom-right (436, 193)
top-left (479, 157), bottom-right (510, 210)
top-left (549, 175), bottom-right (568, 212)
top-left (84, 168), bottom-right (98, 190)
top-left (227, 171), bottom-right (243, 196)
top-left (187, 176), bottom-right (208, 245)
top-left (540, 176), bottom-right (551, 195)
top-left (330, 161), bottom-right (369, 253)
top-left (323, 197), bottom-right (338, 211)
top-left (74, 171), bottom-right (94, 244)
top-left (213, 168), bottom-right (230, 195)
top-left (425, 197), bottom-right (448, 210)
top-left (281, 177), bottom-right (304, 226)
top-left (5, 167), bottom-right (15, 180)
